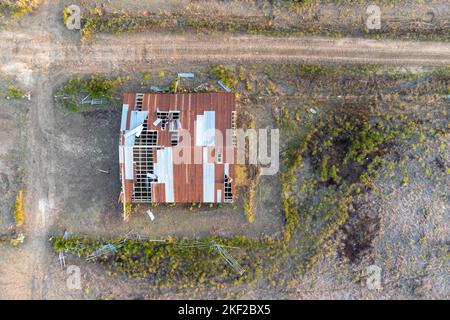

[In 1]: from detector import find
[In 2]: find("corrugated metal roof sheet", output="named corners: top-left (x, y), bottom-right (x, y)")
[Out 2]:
top-left (120, 93), bottom-right (236, 204)
top-left (124, 146), bottom-right (134, 180)
top-left (120, 104), bottom-right (129, 131)
top-left (203, 147), bottom-right (215, 202)
top-left (129, 111), bottom-right (148, 131)
top-left (195, 111), bottom-right (216, 146)
top-left (154, 148), bottom-right (175, 202)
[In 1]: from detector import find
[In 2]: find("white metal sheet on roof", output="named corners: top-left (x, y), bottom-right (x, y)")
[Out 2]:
top-left (178, 73), bottom-right (195, 78)
top-left (123, 111), bottom-right (148, 148)
top-left (154, 148), bottom-right (175, 202)
top-left (195, 114), bottom-right (205, 146)
top-left (124, 146), bottom-right (134, 179)
top-left (124, 125), bottom-right (143, 147)
top-left (203, 147), bottom-right (215, 202)
top-left (217, 190), bottom-right (222, 203)
top-left (119, 145), bottom-right (124, 164)
top-left (195, 111), bottom-right (215, 146)
top-left (120, 104), bottom-right (129, 131)
top-left (130, 111), bottom-right (148, 131)
top-left (153, 118), bottom-right (162, 126)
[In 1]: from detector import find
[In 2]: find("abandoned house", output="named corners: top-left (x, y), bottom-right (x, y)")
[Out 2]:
top-left (119, 92), bottom-right (237, 207)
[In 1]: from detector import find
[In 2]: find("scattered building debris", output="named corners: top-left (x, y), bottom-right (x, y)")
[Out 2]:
top-left (63, 229), bottom-right (70, 239)
top-left (172, 78), bottom-right (180, 92)
top-left (178, 73), bottom-right (195, 79)
top-left (194, 83), bottom-right (208, 92)
top-left (58, 232), bottom-right (246, 276)
top-left (0, 232), bottom-right (25, 246)
top-left (217, 80), bottom-right (231, 92)
top-left (86, 231), bottom-right (132, 261)
top-left (58, 251), bottom-right (66, 269)
top-left (147, 210), bottom-right (155, 221)
top-left (81, 94), bottom-right (105, 105)
top-left (210, 240), bottom-right (245, 276)
top-left (165, 240), bottom-right (245, 276)
top-left (5, 92), bottom-right (31, 100)
top-left (150, 86), bottom-right (162, 92)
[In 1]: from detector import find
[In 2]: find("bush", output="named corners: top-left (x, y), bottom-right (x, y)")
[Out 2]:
top-left (62, 7), bottom-right (70, 25)
top-left (243, 189), bottom-right (255, 224)
top-left (53, 235), bottom-right (280, 288)
top-left (208, 65), bottom-right (238, 88)
top-left (13, 190), bottom-right (24, 227)
top-left (6, 86), bottom-right (25, 98)
top-left (55, 75), bottom-right (119, 112)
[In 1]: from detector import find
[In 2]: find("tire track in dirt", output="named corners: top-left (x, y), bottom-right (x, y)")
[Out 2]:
top-left (1, 33), bottom-right (450, 68)
top-left (0, 1), bottom-right (58, 300)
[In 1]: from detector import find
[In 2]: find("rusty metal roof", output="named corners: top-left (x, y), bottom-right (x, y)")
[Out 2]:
top-left (119, 93), bottom-right (236, 204)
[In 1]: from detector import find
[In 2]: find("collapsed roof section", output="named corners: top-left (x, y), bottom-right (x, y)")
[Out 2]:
top-left (119, 93), bottom-right (237, 205)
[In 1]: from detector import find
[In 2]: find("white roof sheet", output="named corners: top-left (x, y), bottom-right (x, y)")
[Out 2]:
top-left (124, 146), bottom-right (134, 179)
top-left (195, 111), bottom-right (215, 146)
top-left (203, 147), bottom-right (215, 202)
top-left (120, 104), bottom-right (129, 131)
top-left (130, 111), bottom-right (148, 131)
top-left (154, 148), bottom-right (175, 202)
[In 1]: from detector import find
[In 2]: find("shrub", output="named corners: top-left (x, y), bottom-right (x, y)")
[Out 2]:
top-left (208, 65), bottom-right (238, 88)
top-left (243, 189), bottom-right (255, 224)
top-left (62, 7), bottom-right (70, 25)
top-left (13, 190), bottom-right (24, 227)
top-left (55, 75), bottom-right (119, 112)
top-left (53, 235), bottom-right (281, 288)
top-left (6, 86), bottom-right (25, 98)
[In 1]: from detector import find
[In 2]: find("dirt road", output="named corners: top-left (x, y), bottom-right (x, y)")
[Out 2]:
top-left (0, 0), bottom-right (449, 300)
top-left (2, 31), bottom-right (450, 69)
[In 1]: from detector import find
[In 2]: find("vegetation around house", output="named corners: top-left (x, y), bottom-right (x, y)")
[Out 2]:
top-left (52, 64), bottom-right (449, 296)
top-left (208, 65), bottom-right (238, 89)
top-left (54, 235), bottom-right (279, 290)
top-left (55, 75), bottom-right (120, 112)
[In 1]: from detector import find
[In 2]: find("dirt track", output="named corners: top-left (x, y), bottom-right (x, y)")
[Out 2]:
top-left (2, 31), bottom-right (450, 69)
top-left (0, 0), bottom-right (449, 300)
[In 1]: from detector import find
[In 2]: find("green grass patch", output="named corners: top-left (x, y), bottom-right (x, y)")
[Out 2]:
top-left (55, 75), bottom-right (120, 112)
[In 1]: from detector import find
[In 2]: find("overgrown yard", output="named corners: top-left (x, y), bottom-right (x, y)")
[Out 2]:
top-left (67, 0), bottom-right (450, 41)
top-left (50, 67), bottom-right (283, 242)
top-left (53, 64), bottom-right (449, 299)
